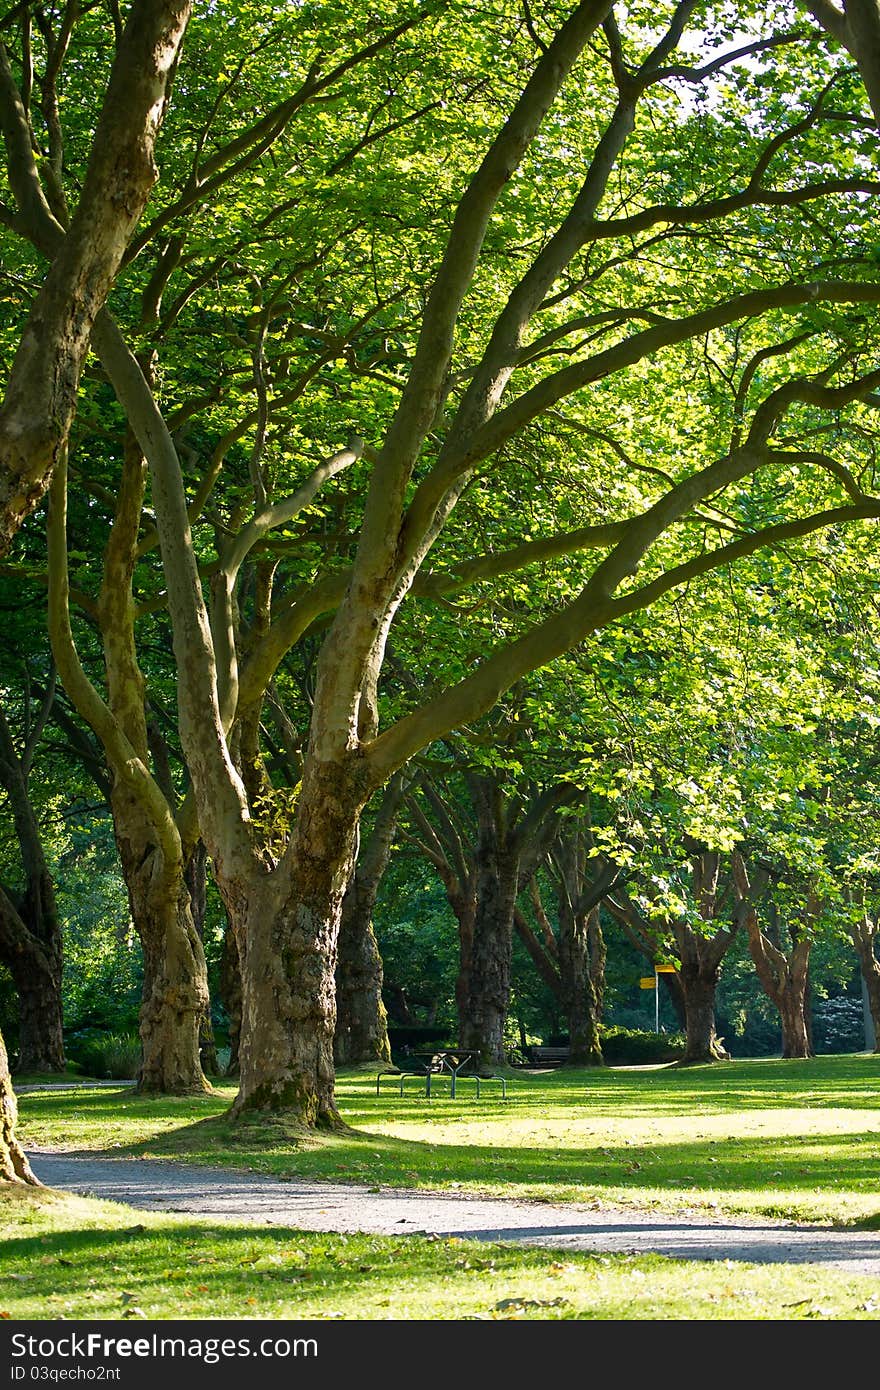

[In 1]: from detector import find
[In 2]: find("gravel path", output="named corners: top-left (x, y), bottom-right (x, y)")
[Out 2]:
top-left (27, 1149), bottom-right (880, 1276)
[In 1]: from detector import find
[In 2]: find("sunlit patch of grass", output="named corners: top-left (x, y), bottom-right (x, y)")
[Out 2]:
top-left (1, 1189), bottom-right (878, 1322)
top-left (16, 1055), bottom-right (880, 1226)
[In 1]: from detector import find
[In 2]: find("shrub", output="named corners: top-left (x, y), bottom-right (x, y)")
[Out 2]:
top-left (600, 1025), bottom-right (686, 1064)
top-left (813, 996), bottom-right (866, 1054)
top-left (67, 1030), bottom-right (141, 1080)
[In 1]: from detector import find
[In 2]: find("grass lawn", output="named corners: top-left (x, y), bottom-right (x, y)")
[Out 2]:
top-left (16, 1053), bottom-right (880, 1225)
top-left (2, 1186), bottom-right (878, 1321)
top-left (5, 1053), bottom-right (880, 1321)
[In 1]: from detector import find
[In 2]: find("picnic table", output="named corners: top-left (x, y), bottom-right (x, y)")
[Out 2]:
top-left (376, 1049), bottom-right (507, 1099)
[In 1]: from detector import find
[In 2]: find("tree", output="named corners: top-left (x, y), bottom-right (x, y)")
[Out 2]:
top-left (606, 854), bottom-right (745, 1062)
top-left (334, 772), bottom-right (409, 1067)
top-left (733, 851), bottom-right (817, 1057)
top-left (8, 0), bottom-right (880, 1127)
top-left (0, 0), bottom-right (193, 551)
top-left (514, 822), bottom-right (617, 1064)
top-left (108, 1), bottom-right (880, 1120)
top-left (406, 763), bottom-right (573, 1066)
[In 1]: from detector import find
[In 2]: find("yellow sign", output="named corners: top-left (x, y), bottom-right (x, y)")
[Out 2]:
top-left (656, 964), bottom-right (677, 974)
top-left (639, 977), bottom-right (656, 989)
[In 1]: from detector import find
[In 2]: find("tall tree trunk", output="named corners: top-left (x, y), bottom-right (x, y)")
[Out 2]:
top-left (673, 853), bottom-right (737, 1063)
top-left (114, 790), bottom-right (210, 1093)
top-left (677, 957), bottom-right (728, 1063)
top-left (777, 971), bottom-right (813, 1059)
top-left (552, 830), bottom-right (606, 1066)
top-left (744, 907), bottom-right (813, 1059)
top-left (8, 950), bottom-right (64, 1073)
top-left (0, 885), bottom-right (64, 1074)
top-left (452, 886), bottom-right (477, 1047)
top-left (334, 909), bottom-right (390, 1067)
top-left (219, 925), bottom-right (242, 1075)
top-left (558, 903), bottom-right (603, 1065)
top-left (459, 843), bottom-right (519, 1069)
top-left (223, 756), bottom-right (368, 1124)
top-left (0, 1025), bottom-right (39, 1184)
top-left (660, 969), bottom-right (687, 1031)
top-left (185, 840), bottom-right (219, 1074)
top-left (851, 917), bottom-right (880, 1053)
top-left (0, 695), bottom-right (65, 1073)
top-left (334, 774), bottom-right (406, 1067)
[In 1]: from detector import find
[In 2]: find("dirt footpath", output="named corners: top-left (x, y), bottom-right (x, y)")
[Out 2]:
top-left (26, 1149), bottom-right (880, 1276)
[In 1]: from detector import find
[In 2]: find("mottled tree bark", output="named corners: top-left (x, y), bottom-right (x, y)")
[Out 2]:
top-left (851, 916), bottom-right (880, 1053)
top-left (219, 926), bottom-right (242, 1075)
top-left (334, 774), bottom-right (407, 1067)
top-left (0, 0), bottom-right (193, 553)
top-left (459, 837), bottom-right (520, 1068)
top-left (222, 754), bottom-right (370, 1124)
top-left (114, 796), bottom-right (210, 1093)
top-left (743, 905), bottom-right (813, 1059)
top-left (44, 380), bottom-right (211, 1096)
top-left (677, 957), bottom-right (728, 1062)
top-left (0, 1025), bottom-right (39, 1183)
top-left (185, 841), bottom-right (219, 1074)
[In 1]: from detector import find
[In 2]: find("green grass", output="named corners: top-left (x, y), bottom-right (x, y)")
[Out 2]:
top-left (2, 1186), bottom-right (878, 1321)
top-left (17, 1054), bottom-right (880, 1226)
top-left (8, 1053), bottom-right (880, 1321)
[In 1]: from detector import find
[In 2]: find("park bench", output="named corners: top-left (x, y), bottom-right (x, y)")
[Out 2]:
top-left (527, 1045), bottom-right (570, 1068)
top-left (377, 1049), bottom-right (507, 1099)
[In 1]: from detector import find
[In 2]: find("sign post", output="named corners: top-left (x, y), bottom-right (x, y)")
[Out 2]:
top-left (654, 964), bottom-right (676, 1034)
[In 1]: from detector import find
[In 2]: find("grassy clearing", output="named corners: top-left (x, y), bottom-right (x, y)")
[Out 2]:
top-left (1, 1187), bottom-right (878, 1321)
top-left (16, 1054), bottom-right (880, 1226)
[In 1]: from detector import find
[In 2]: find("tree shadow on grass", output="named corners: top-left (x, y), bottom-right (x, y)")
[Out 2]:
top-left (25, 1116), bottom-right (880, 1231)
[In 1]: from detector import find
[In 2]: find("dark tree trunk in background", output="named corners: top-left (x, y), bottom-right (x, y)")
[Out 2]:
top-left (185, 840), bottom-right (219, 1074)
top-left (660, 969), bottom-right (687, 1031)
top-left (219, 926), bottom-right (242, 1075)
top-left (552, 829), bottom-right (607, 1066)
top-left (0, 697), bottom-right (65, 1073)
top-left (9, 948), bottom-right (64, 1073)
top-left (334, 774), bottom-right (407, 1067)
top-left (744, 904), bottom-right (813, 1059)
top-left (409, 774), bottom-right (575, 1070)
top-left (459, 833), bottom-right (519, 1069)
top-left (851, 917), bottom-right (880, 1053)
top-left (0, 884), bottom-right (64, 1074)
top-left (334, 911), bottom-right (390, 1067)
top-left (678, 958), bottom-right (728, 1062)
top-left (559, 904), bottom-right (603, 1065)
